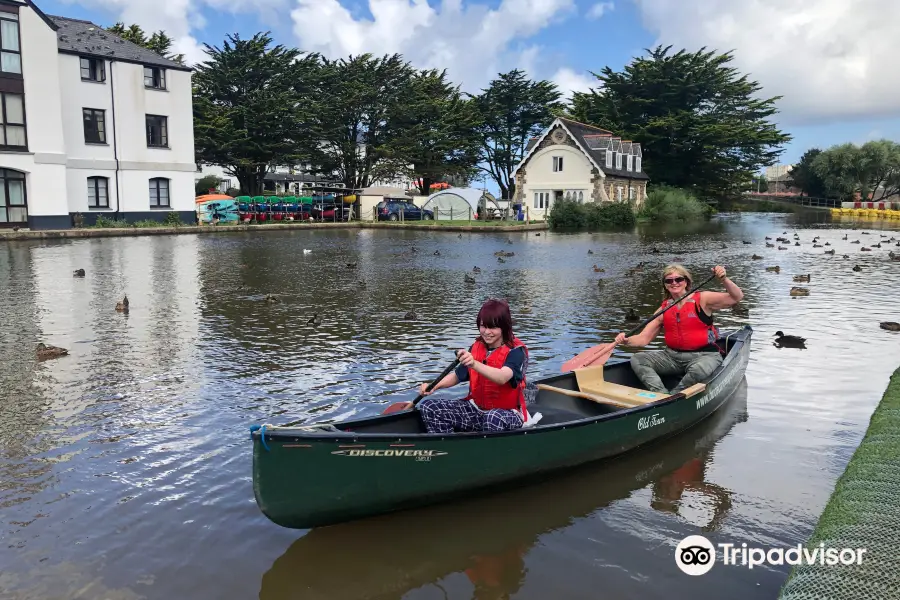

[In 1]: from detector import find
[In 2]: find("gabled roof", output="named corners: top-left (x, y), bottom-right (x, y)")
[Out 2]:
top-left (24, 1), bottom-right (59, 31)
top-left (513, 117), bottom-right (649, 181)
top-left (50, 15), bottom-right (193, 71)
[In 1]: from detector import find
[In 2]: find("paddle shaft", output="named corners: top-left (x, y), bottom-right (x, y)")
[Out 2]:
top-left (624, 273), bottom-right (718, 338)
top-left (410, 357), bottom-right (461, 407)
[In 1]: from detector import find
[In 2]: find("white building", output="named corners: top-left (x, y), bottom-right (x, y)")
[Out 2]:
top-left (0, 0), bottom-right (195, 230)
top-left (512, 117), bottom-right (650, 219)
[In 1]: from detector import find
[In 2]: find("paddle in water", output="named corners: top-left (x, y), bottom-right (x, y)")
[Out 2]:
top-left (382, 352), bottom-right (463, 414)
top-left (561, 272), bottom-right (718, 372)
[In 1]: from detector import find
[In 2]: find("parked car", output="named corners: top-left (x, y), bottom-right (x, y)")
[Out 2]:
top-left (376, 200), bottom-right (434, 221)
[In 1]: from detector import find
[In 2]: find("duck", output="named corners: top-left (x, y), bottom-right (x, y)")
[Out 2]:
top-left (853, 265), bottom-right (862, 272)
top-left (793, 274), bottom-right (810, 282)
top-left (36, 343), bottom-right (68, 360)
top-left (464, 273), bottom-right (477, 284)
top-left (307, 314), bottom-right (322, 326)
top-left (507, 239), bottom-right (514, 245)
top-left (433, 250), bottom-right (441, 256)
top-left (535, 233), bottom-right (541, 236)
top-left (873, 243), bottom-right (881, 249)
top-left (592, 265), bottom-right (605, 273)
top-left (346, 262), bottom-right (358, 268)
top-left (720, 243), bottom-right (727, 249)
top-left (264, 294), bottom-right (280, 304)
top-left (766, 242), bottom-right (775, 248)
top-left (751, 254), bottom-right (762, 260)
top-left (851, 240), bottom-right (860, 244)
top-left (862, 231), bottom-right (870, 235)
top-left (742, 240), bottom-right (752, 245)
top-left (843, 234), bottom-right (848, 241)
top-left (813, 244), bottom-right (823, 248)
top-left (302, 249), bottom-right (312, 254)
top-left (625, 308), bottom-right (640, 322)
top-left (651, 247), bottom-right (661, 254)
top-left (795, 242), bottom-right (801, 247)
top-left (880, 322), bottom-right (900, 332)
top-left (765, 236), bottom-right (772, 241)
top-left (115, 295), bottom-right (129, 312)
top-left (520, 304), bottom-right (533, 314)
top-left (73, 268), bottom-right (85, 277)
top-left (458, 234), bottom-right (462, 239)
top-left (587, 249), bottom-right (594, 255)
top-left (472, 266), bottom-right (481, 273)
top-left (825, 249), bottom-right (835, 255)
top-left (843, 255), bottom-right (850, 259)
top-left (861, 247), bottom-right (872, 252)
top-left (497, 257), bottom-right (506, 263)
top-left (789, 287), bottom-right (809, 297)
top-left (824, 242), bottom-right (831, 246)
top-left (765, 265), bottom-right (781, 273)
top-left (404, 310), bottom-right (417, 320)
top-left (775, 330), bottom-right (806, 346)
top-left (778, 246), bottom-right (787, 250)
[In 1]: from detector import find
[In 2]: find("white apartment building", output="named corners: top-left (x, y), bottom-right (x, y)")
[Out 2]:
top-left (0, 0), bottom-right (195, 230)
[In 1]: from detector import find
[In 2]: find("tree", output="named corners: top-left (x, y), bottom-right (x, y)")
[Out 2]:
top-left (812, 141), bottom-right (900, 201)
top-left (107, 22), bottom-right (185, 65)
top-left (569, 46), bottom-right (791, 200)
top-left (471, 70), bottom-right (564, 200)
top-left (192, 33), bottom-right (321, 195)
top-left (313, 54), bottom-right (417, 189)
top-left (385, 69), bottom-right (483, 195)
top-left (195, 174), bottom-right (221, 195)
top-left (785, 149), bottom-right (827, 197)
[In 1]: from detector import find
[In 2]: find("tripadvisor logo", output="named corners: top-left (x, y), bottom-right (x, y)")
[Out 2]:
top-left (675, 535), bottom-right (867, 575)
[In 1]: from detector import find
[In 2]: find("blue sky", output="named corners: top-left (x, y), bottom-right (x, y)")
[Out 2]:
top-left (43, 0), bottom-right (900, 167)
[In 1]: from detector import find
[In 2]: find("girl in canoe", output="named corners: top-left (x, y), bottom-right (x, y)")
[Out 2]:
top-left (614, 264), bottom-right (743, 394)
top-left (415, 299), bottom-right (529, 433)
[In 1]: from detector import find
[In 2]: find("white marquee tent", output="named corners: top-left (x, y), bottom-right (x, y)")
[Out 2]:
top-left (421, 188), bottom-right (499, 220)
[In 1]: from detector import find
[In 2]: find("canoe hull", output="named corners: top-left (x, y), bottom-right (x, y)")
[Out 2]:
top-left (251, 326), bottom-right (752, 529)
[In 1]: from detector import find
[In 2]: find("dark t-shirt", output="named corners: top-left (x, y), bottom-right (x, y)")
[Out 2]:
top-left (456, 346), bottom-right (526, 388)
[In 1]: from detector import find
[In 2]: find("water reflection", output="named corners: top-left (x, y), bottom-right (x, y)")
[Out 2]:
top-left (259, 381), bottom-right (748, 600)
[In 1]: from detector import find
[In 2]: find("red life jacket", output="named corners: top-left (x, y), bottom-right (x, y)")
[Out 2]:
top-left (661, 292), bottom-right (720, 352)
top-left (464, 337), bottom-right (529, 421)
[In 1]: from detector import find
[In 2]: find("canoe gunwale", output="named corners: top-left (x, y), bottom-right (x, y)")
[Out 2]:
top-left (252, 326), bottom-right (752, 444)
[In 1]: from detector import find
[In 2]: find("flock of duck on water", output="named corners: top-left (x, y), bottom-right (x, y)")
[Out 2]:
top-left (33, 226), bottom-right (899, 362)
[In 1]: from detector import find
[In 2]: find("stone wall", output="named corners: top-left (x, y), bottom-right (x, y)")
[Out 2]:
top-left (605, 177), bottom-right (646, 206)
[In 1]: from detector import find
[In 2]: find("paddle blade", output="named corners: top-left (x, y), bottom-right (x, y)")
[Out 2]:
top-left (581, 345), bottom-right (616, 368)
top-left (561, 342), bottom-right (616, 372)
top-left (382, 401), bottom-right (413, 415)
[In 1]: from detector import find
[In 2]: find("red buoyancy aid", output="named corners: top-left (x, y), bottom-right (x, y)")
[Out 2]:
top-left (662, 292), bottom-right (720, 352)
top-left (465, 337), bottom-right (529, 421)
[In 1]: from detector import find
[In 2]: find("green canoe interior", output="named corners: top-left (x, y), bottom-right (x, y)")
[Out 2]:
top-left (267, 328), bottom-right (749, 437)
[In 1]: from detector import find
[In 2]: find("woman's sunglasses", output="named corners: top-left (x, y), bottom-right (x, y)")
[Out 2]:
top-left (664, 276), bottom-right (687, 285)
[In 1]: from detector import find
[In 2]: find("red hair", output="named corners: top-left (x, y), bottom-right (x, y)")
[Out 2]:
top-left (476, 299), bottom-right (515, 347)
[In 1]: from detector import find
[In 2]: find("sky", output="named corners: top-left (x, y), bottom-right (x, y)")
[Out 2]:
top-left (42, 0), bottom-right (900, 167)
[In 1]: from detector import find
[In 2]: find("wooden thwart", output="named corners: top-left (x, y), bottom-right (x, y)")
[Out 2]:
top-left (537, 364), bottom-right (706, 409)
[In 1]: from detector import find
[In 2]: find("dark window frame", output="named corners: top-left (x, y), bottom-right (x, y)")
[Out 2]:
top-left (0, 91), bottom-right (26, 151)
top-left (87, 176), bottom-right (109, 208)
top-left (146, 114), bottom-right (168, 148)
top-left (0, 167), bottom-right (27, 227)
top-left (80, 57), bottom-right (106, 83)
top-left (149, 177), bottom-right (170, 208)
top-left (82, 108), bottom-right (106, 144)
top-left (0, 13), bottom-right (22, 77)
top-left (143, 66), bottom-right (166, 90)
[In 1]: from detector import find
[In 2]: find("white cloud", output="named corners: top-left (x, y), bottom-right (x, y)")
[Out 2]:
top-left (634, 0), bottom-right (900, 123)
top-left (587, 2), bottom-right (613, 19)
top-left (552, 67), bottom-right (598, 99)
top-left (290, 0), bottom-right (578, 91)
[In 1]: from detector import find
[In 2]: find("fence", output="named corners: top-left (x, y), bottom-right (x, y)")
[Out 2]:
top-left (369, 205), bottom-right (535, 223)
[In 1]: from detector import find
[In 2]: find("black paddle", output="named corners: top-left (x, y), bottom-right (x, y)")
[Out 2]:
top-left (382, 348), bottom-right (470, 414)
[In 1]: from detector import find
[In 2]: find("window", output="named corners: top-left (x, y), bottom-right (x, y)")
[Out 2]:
top-left (565, 191), bottom-right (571, 200)
top-left (146, 115), bottom-right (168, 147)
top-left (578, 191), bottom-right (584, 203)
top-left (627, 155), bottom-right (633, 172)
top-left (82, 108), bottom-right (106, 144)
top-left (0, 92), bottom-right (25, 149)
top-left (636, 157), bottom-right (642, 172)
top-left (616, 186), bottom-right (623, 201)
top-left (0, 14), bottom-right (21, 75)
top-left (553, 156), bottom-right (564, 172)
top-left (605, 151), bottom-right (612, 169)
top-left (0, 168), bottom-right (26, 225)
top-left (629, 187), bottom-right (636, 200)
top-left (533, 191), bottom-right (548, 209)
top-left (149, 178), bottom-right (170, 207)
top-left (144, 66), bottom-right (166, 90)
top-left (80, 57), bottom-right (105, 82)
top-left (87, 176), bottom-right (109, 208)
top-left (616, 153), bottom-right (623, 170)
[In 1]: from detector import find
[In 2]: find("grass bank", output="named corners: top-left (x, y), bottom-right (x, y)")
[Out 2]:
top-left (1, 220), bottom-right (549, 241)
top-left (778, 364), bottom-right (900, 599)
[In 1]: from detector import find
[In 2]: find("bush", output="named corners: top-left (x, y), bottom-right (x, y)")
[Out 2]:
top-left (163, 212), bottom-right (183, 227)
top-left (548, 199), bottom-right (636, 229)
top-left (637, 185), bottom-right (712, 222)
top-left (92, 215), bottom-right (130, 228)
top-left (195, 175), bottom-right (221, 195)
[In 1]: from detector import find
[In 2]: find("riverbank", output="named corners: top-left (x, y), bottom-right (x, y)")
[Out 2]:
top-left (0, 220), bottom-right (548, 241)
top-left (778, 364), bottom-right (900, 599)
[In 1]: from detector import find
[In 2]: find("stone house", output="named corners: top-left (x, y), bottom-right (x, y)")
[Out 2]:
top-left (511, 117), bottom-right (650, 219)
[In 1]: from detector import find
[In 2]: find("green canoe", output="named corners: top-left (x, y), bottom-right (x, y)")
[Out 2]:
top-left (250, 326), bottom-right (752, 529)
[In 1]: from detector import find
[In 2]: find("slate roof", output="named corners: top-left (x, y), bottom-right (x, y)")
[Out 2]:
top-left (49, 15), bottom-right (192, 71)
top-left (557, 118), bottom-right (649, 181)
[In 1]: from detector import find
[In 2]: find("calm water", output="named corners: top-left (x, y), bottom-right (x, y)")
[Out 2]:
top-left (1, 213), bottom-right (899, 599)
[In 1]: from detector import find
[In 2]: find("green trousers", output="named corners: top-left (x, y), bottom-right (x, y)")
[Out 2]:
top-left (630, 348), bottom-right (723, 394)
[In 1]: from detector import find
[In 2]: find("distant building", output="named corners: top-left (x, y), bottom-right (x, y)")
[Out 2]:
top-left (766, 164), bottom-right (793, 179)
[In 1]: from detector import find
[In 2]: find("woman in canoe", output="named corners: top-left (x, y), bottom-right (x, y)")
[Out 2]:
top-left (614, 264), bottom-right (743, 394)
top-left (414, 298), bottom-right (530, 433)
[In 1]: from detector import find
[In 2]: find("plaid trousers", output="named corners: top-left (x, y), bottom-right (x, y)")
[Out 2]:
top-left (418, 398), bottom-right (523, 434)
